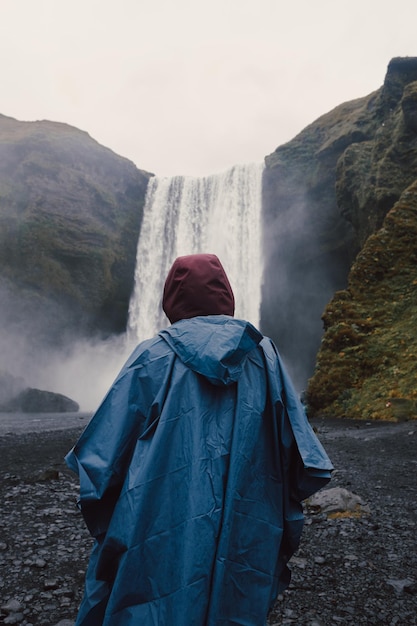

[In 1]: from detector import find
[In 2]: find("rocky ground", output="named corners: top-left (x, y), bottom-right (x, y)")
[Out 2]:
top-left (0, 417), bottom-right (416, 625)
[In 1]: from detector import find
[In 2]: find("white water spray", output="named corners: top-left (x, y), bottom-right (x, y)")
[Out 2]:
top-left (128, 163), bottom-right (264, 342)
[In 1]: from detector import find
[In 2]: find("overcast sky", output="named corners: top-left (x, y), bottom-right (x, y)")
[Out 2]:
top-left (1, 0), bottom-right (416, 177)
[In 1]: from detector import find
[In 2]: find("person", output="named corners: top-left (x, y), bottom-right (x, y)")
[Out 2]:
top-left (66, 253), bottom-right (333, 626)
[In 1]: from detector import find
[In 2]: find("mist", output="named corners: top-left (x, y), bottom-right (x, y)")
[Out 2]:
top-left (31, 336), bottom-right (133, 411)
top-left (0, 165), bottom-right (350, 410)
top-left (0, 322), bottom-right (137, 412)
top-left (260, 187), bottom-right (353, 393)
top-left (0, 283), bottom-right (139, 411)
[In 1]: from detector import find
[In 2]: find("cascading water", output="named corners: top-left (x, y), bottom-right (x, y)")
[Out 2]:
top-left (127, 162), bottom-right (264, 343)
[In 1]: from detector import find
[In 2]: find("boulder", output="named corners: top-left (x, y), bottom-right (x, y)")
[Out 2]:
top-left (1, 387), bottom-right (79, 413)
top-left (307, 487), bottom-right (370, 517)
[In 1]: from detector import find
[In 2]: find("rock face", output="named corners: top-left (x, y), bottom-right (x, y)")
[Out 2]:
top-left (304, 57), bottom-right (417, 419)
top-left (336, 57), bottom-right (417, 247)
top-left (261, 89), bottom-right (377, 388)
top-left (0, 114), bottom-right (152, 347)
top-left (307, 179), bottom-right (417, 420)
top-left (262, 57), bottom-right (417, 404)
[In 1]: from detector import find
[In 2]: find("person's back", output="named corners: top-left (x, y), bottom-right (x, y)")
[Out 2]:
top-left (66, 254), bottom-right (332, 626)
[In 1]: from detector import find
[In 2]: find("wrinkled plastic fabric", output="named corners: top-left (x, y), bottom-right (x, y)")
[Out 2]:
top-left (66, 316), bottom-right (332, 626)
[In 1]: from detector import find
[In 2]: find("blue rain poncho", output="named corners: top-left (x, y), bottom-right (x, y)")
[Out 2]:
top-left (66, 315), bottom-right (332, 626)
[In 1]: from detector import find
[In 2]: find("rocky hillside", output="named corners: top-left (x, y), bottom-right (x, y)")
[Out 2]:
top-left (306, 58), bottom-right (417, 420)
top-left (261, 57), bottom-right (417, 414)
top-left (307, 179), bottom-right (417, 420)
top-left (0, 114), bottom-right (152, 347)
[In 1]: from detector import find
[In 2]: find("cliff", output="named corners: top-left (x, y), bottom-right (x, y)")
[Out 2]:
top-left (304, 57), bottom-right (417, 419)
top-left (261, 57), bottom-right (417, 414)
top-left (0, 114), bottom-right (152, 348)
top-left (307, 171), bottom-right (417, 420)
top-left (261, 89), bottom-right (378, 387)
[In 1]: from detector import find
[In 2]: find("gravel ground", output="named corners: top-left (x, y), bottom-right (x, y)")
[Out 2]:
top-left (0, 417), bottom-right (416, 625)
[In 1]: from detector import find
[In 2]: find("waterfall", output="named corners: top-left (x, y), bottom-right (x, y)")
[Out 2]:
top-left (127, 162), bottom-right (264, 343)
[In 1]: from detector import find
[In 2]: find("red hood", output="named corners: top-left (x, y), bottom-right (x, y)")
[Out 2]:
top-left (162, 254), bottom-right (235, 324)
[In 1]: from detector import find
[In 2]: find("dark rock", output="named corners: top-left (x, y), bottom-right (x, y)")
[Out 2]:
top-left (2, 387), bottom-right (79, 413)
top-left (1, 600), bottom-right (23, 613)
top-left (386, 578), bottom-right (416, 595)
top-left (404, 581), bottom-right (417, 595)
top-left (35, 468), bottom-right (61, 482)
top-left (0, 371), bottom-right (79, 414)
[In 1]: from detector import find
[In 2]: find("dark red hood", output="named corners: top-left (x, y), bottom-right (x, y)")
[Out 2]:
top-left (162, 254), bottom-right (235, 324)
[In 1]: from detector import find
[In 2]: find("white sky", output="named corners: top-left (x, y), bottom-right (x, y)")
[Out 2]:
top-left (1, 0), bottom-right (416, 177)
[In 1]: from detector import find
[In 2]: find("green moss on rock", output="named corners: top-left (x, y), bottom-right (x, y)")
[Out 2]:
top-left (307, 180), bottom-right (417, 421)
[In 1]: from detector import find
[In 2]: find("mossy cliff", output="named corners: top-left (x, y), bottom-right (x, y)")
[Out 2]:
top-left (262, 57), bottom-right (417, 414)
top-left (303, 57), bottom-right (417, 419)
top-left (0, 114), bottom-right (152, 346)
top-left (307, 181), bottom-right (417, 420)
top-left (336, 58), bottom-right (417, 247)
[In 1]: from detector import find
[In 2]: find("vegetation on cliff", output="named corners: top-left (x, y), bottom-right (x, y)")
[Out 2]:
top-left (263, 57), bottom-right (417, 420)
top-left (0, 114), bottom-right (152, 346)
top-left (307, 180), bottom-right (417, 420)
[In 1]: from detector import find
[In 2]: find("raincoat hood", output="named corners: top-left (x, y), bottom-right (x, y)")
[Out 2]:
top-left (162, 253), bottom-right (235, 323)
top-left (159, 315), bottom-right (262, 386)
